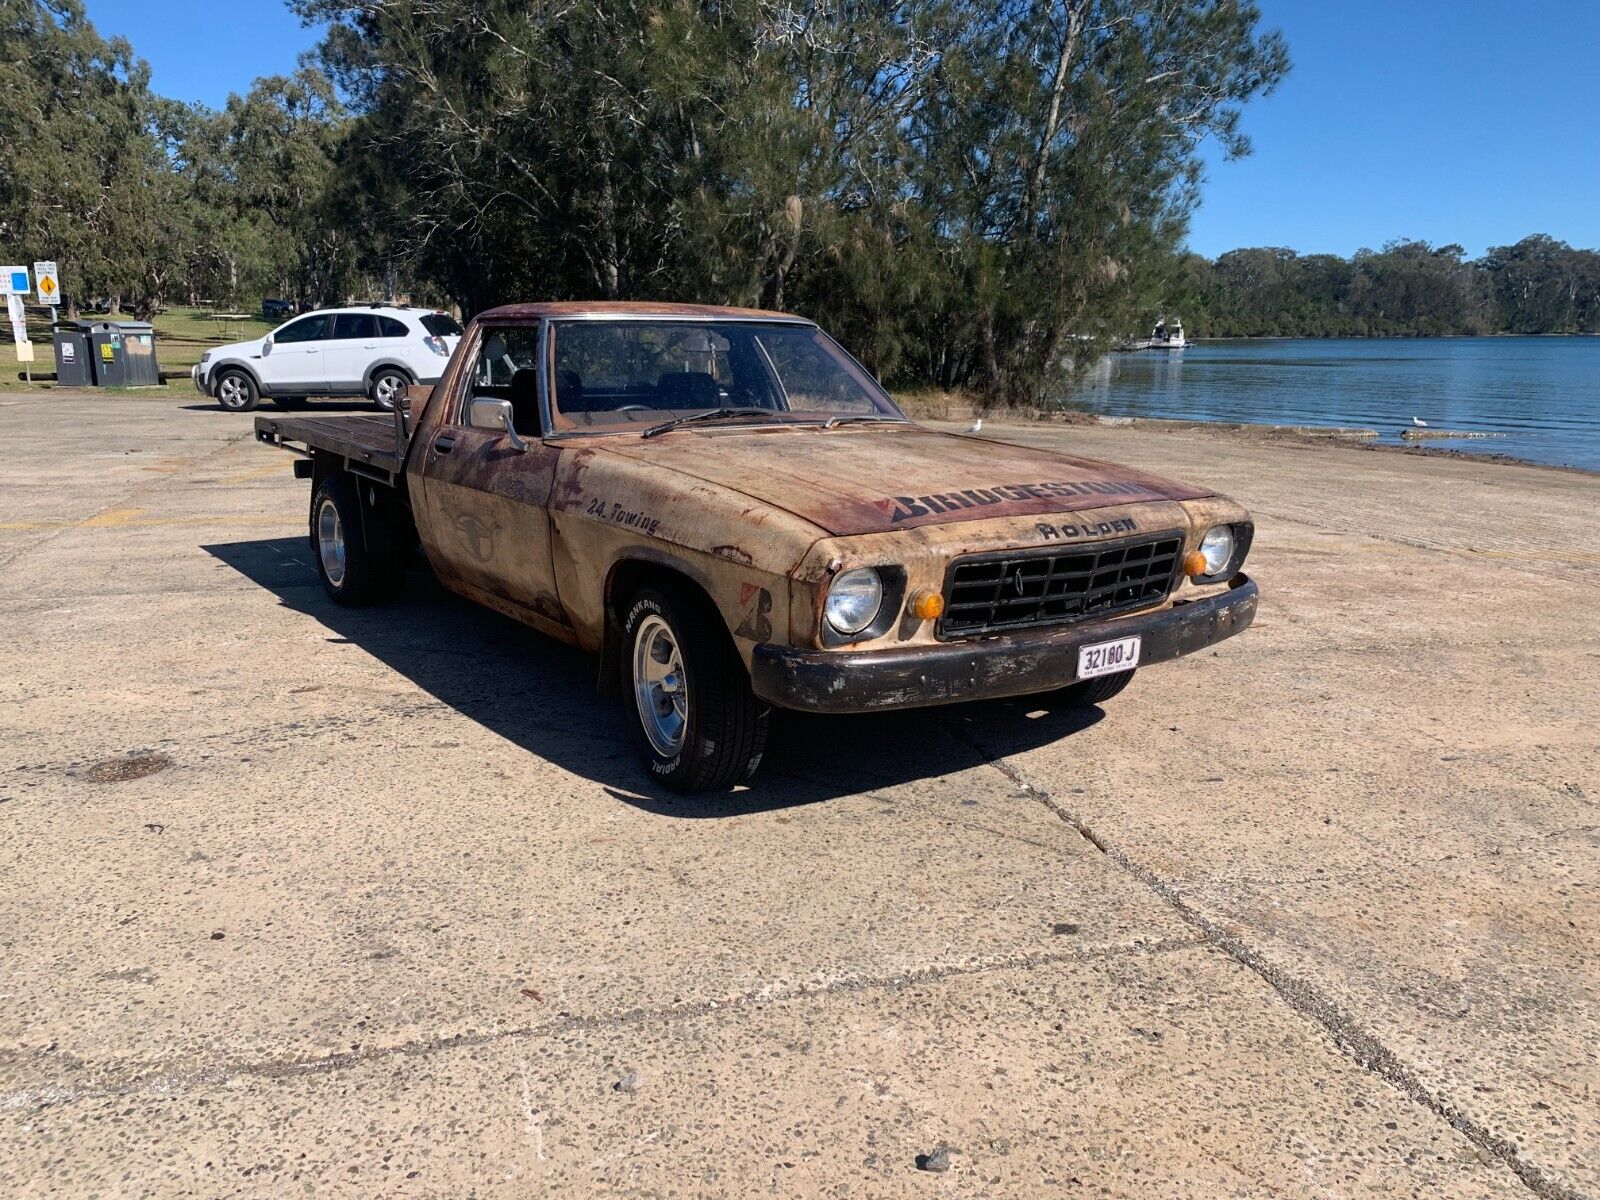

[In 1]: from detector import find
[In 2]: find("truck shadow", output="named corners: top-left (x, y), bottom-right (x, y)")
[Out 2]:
top-left (204, 537), bottom-right (1105, 817)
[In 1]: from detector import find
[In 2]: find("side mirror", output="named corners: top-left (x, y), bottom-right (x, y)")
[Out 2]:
top-left (469, 397), bottom-right (530, 452)
top-left (261, 337), bottom-right (272, 356)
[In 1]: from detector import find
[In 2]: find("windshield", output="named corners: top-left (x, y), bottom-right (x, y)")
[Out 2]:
top-left (548, 320), bottom-right (904, 431)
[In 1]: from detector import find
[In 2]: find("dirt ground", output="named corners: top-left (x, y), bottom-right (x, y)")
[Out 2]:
top-left (1, 392), bottom-right (1596, 1199)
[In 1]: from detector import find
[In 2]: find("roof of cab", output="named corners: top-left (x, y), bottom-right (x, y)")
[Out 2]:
top-left (473, 300), bottom-right (813, 323)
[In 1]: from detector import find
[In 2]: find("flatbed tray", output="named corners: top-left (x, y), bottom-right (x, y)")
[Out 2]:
top-left (255, 412), bottom-right (405, 487)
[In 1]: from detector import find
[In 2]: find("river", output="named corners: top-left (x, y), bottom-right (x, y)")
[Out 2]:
top-left (1058, 337), bottom-right (1600, 472)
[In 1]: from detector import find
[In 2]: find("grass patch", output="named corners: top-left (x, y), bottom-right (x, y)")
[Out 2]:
top-left (3, 305), bottom-right (274, 392)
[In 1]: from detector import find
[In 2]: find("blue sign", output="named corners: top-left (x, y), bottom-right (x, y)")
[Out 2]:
top-left (8, 271), bottom-right (26, 293)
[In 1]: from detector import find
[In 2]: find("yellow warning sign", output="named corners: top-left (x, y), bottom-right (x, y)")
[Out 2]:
top-left (34, 261), bottom-right (60, 306)
top-left (101, 342), bottom-right (114, 361)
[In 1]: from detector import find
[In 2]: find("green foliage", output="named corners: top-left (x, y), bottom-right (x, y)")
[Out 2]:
top-left (297, 0), bottom-right (1288, 406)
top-left (0, 0), bottom-right (166, 314)
top-left (1178, 238), bottom-right (1600, 337)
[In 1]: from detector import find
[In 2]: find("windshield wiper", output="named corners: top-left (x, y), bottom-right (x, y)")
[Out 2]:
top-left (641, 407), bottom-right (778, 439)
top-left (822, 415), bottom-right (893, 429)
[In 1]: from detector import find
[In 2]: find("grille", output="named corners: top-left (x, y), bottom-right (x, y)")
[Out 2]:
top-left (939, 531), bottom-right (1184, 637)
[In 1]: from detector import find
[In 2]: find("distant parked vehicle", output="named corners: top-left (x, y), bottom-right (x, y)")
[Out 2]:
top-left (262, 298), bottom-right (295, 319)
top-left (193, 305), bottom-right (465, 412)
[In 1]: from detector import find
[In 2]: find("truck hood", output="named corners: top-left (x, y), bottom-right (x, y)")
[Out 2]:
top-left (605, 422), bottom-right (1212, 536)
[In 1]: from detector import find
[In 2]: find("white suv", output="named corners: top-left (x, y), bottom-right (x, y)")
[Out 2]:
top-left (193, 305), bottom-right (464, 412)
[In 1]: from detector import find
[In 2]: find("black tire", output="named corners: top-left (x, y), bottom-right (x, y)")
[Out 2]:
top-left (309, 473), bottom-right (405, 606)
top-left (214, 369), bottom-right (259, 412)
top-left (1054, 668), bottom-right (1136, 707)
top-left (621, 584), bottom-right (768, 792)
top-left (370, 368), bottom-right (409, 411)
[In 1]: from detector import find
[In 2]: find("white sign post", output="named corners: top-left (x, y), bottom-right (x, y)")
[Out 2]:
top-left (5, 290), bottom-right (31, 384)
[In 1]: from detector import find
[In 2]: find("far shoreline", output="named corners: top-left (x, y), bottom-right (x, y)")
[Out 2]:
top-left (1188, 331), bottom-right (1600, 341)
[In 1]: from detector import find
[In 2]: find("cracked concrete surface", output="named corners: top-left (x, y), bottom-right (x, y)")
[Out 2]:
top-left (1, 395), bottom-right (1596, 1198)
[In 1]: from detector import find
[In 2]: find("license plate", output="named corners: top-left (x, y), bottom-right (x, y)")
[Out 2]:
top-left (1077, 635), bottom-right (1141, 680)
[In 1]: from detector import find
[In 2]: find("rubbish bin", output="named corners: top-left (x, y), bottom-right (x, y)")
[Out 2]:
top-left (89, 320), bottom-right (161, 387)
top-left (52, 321), bottom-right (96, 387)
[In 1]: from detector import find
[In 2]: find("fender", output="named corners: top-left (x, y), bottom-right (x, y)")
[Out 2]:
top-left (363, 358), bottom-right (418, 388)
top-left (205, 358), bottom-right (267, 396)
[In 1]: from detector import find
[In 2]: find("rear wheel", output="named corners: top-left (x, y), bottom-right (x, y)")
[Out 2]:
top-left (370, 368), bottom-right (409, 411)
top-left (622, 584), bottom-right (768, 792)
top-left (309, 474), bottom-right (405, 606)
top-left (215, 369), bottom-right (258, 412)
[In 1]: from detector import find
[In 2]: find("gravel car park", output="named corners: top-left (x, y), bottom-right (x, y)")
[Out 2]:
top-left (193, 304), bottom-right (463, 412)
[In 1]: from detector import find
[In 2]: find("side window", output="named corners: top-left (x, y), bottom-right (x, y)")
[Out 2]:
top-left (461, 326), bottom-right (542, 436)
top-left (275, 314), bottom-right (330, 344)
top-left (331, 313), bottom-right (378, 340)
top-left (378, 316), bottom-right (409, 338)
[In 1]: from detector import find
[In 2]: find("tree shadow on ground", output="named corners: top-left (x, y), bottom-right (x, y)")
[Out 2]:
top-left (204, 537), bottom-right (1106, 817)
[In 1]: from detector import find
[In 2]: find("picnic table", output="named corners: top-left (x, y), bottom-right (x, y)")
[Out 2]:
top-left (207, 312), bottom-right (252, 341)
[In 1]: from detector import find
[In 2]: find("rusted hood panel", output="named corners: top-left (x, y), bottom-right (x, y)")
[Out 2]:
top-left (602, 424), bottom-right (1212, 536)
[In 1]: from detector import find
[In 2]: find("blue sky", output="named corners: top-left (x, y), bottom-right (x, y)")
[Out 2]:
top-left (84, 0), bottom-right (1600, 259)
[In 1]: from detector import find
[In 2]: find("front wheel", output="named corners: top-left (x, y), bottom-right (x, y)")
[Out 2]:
top-left (370, 368), bottom-right (409, 411)
top-left (309, 474), bottom-right (405, 606)
top-left (1054, 668), bottom-right (1136, 707)
top-left (214, 370), bottom-right (258, 412)
top-left (622, 585), bottom-right (768, 792)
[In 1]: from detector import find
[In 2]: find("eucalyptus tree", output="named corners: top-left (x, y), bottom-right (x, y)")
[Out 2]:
top-left (298, 0), bottom-right (1286, 400)
top-left (0, 0), bottom-right (168, 314)
top-left (908, 0), bottom-right (1288, 401)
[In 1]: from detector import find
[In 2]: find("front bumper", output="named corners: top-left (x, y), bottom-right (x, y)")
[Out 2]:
top-left (751, 573), bottom-right (1258, 713)
top-left (191, 363), bottom-right (208, 395)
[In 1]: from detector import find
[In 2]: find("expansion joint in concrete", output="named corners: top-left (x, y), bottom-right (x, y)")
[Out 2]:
top-left (965, 739), bottom-right (1586, 1200)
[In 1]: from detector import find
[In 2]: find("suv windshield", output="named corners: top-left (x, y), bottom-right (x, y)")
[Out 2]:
top-left (548, 320), bottom-right (904, 431)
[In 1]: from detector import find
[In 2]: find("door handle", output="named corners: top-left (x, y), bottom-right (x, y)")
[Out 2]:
top-left (433, 434), bottom-right (455, 454)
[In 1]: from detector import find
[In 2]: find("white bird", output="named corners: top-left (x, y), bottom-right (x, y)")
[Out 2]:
top-left (1411, 416), bottom-right (1428, 427)
top-left (965, 418), bottom-right (983, 434)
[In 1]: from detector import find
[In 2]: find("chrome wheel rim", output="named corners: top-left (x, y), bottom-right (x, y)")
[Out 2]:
top-left (374, 374), bottom-right (401, 409)
top-left (632, 614), bottom-right (687, 757)
top-left (317, 498), bottom-right (346, 587)
top-left (218, 376), bottom-right (247, 409)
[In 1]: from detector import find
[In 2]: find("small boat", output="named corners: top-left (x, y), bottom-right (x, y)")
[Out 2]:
top-left (1150, 318), bottom-right (1186, 350)
top-left (1114, 318), bottom-right (1186, 352)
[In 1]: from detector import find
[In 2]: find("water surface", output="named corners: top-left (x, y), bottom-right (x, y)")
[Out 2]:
top-left (1058, 337), bottom-right (1600, 472)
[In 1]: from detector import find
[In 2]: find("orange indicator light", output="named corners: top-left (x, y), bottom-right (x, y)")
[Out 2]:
top-left (910, 589), bottom-right (945, 621)
top-left (1183, 550), bottom-right (1208, 577)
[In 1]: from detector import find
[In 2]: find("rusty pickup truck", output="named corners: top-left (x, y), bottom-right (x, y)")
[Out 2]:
top-left (255, 302), bottom-right (1257, 791)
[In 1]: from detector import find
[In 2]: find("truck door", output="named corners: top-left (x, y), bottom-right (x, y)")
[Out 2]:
top-left (412, 324), bottom-right (569, 632)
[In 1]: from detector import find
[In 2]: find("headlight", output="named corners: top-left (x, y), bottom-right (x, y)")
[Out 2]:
top-left (199, 351), bottom-right (211, 364)
top-left (1199, 526), bottom-right (1236, 576)
top-left (824, 568), bottom-right (883, 635)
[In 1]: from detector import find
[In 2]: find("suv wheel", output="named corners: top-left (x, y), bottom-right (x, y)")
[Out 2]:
top-left (622, 584), bottom-right (768, 792)
top-left (370, 368), bottom-right (408, 411)
top-left (310, 474), bottom-right (405, 606)
top-left (215, 370), bottom-right (259, 412)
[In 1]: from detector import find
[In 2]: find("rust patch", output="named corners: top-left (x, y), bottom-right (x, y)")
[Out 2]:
top-left (711, 544), bottom-right (755, 566)
top-left (83, 753), bottom-right (173, 784)
top-left (555, 447), bottom-right (597, 509)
